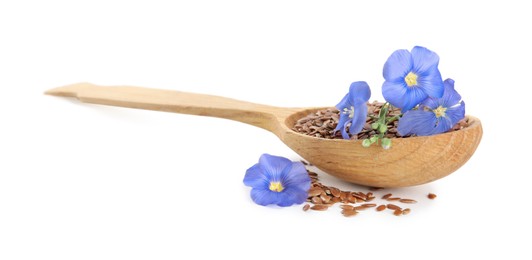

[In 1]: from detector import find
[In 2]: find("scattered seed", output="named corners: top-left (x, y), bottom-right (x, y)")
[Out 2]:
top-left (308, 187), bottom-right (323, 197)
top-left (399, 199), bottom-right (418, 204)
top-left (311, 197), bottom-right (323, 204)
top-left (428, 193), bottom-right (437, 199)
top-left (362, 203), bottom-right (377, 208)
top-left (393, 209), bottom-right (403, 216)
top-left (340, 204), bottom-right (354, 210)
top-left (311, 205), bottom-right (329, 211)
top-left (387, 197), bottom-right (401, 201)
top-left (402, 208), bottom-right (411, 215)
top-left (341, 209), bottom-right (358, 217)
top-left (303, 204), bottom-right (310, 211)
top-left (382, 193), bottom-right (392, 199)
top-left (330, 187), bottom-right (341, 198)
top-left (387, 204), bottom-right (402, 210)
top-left (320, 194), bottom-right (331, 203)
top-left (376, 205), bottom-right (387, 211)
top-left (354, 206), bottom-right (369, 211)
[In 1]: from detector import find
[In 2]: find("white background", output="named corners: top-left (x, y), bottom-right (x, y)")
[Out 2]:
top-left (1, 1), bottom-right (530, 259)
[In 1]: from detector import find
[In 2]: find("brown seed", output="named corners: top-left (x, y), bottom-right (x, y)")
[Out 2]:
top-left (387, 197), bottom-right (401, 201)
top-left (387, 204), bottom-right (402, 210)
top-left (308, 187), bottom-right (322, 197)
top-left (340, 205), bottom-right (354, 210)
top-left (341, 209), bottom-right (358, 217)
top-left (376, 205), bottom-right (386, 211)
top-left (310, 205), bottom-right (329, 211)
top-left (303, 204), bottom-right (310, 211)
top-left (339, 191), bottom-right (347, 201)
top-left (428, 193), bottom-right (437, 199)
top-left (320, 194), bottom-right (331, 203)
top-left (311, 197), bottom-right (323, 204)
top-left (369, 187), bottom-right (383, 191)
top-left (354, 206), bottom-right (369, 211)
top-left (382, 193), bottom-right (392, 199)
top-left (362, 203), bottom-right (377, 208)
top-left (352, 193), bottom-right (366, 201)
top-left (330, 187), bottom-right (341, 198)
top-left (399, 199), bottom-right (418, 204)
top-left (346, 193), bottom-right (357, 203)
top-left (393, 209), bottom-right (403, 216)
top-left (402, 208), bottom-right (411, 215)
top-left (331, 197), bottom-right (342, 203)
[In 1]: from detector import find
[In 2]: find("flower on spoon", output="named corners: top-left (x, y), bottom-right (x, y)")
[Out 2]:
top-left (334, 81), bottom-right (371, 139)
top-left (382, 46), bottom-right (444, 112)
top-left (243, 154), bottom-right (311, 207)
top-left (397, 78), bottom-right (465, 136)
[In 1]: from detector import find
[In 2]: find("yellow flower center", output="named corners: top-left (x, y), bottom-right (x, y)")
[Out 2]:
top-left (269, 181), bottom-right (284, 192)
top-left (405, 72), bottom-right (418, 87)
top-left (433, 106), bottom-right (447, 118)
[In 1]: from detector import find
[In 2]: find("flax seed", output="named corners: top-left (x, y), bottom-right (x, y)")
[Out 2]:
top-left (387, 204), bottom-right (402, 210)
top-left (399, 199), bottom-right (417, 204)
top-left (393, 209), bottom-right (403, 216)
top-left (311, 205), bottom-right (329, 211)
top-left (382, 193), bottom-right (392, 199)
top-left (428, 193), bottom-right (437, 199)
top-left (303, 204), bottom-right (310, 211)
top-left (376, 205), bottom-right (386, 211)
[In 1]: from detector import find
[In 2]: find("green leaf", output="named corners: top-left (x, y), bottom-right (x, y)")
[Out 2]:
top-left (362, 139), bottom-right (372, 148)
top-left (371, 122), bottom-right (379, 130)
top-left (369, 136), bottom-right (379, 143)
top-left (381, 138), bottom-right (392, 150)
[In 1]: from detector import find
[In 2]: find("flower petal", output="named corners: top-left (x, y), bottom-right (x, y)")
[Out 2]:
top-left (340, 120), bottom-right (350, 139)
top-left (258, 154), bottom-right (292, 182)
top-left (281, 162), bottom-right (311, 191)
top-left (417, 66), bottom-right (444, 98)
top-left (335, 92), bottom-right (350, 111)
top-left (411, 46), bottom-right (440, 75)
top-left (334, 113), bottom-right (349, 133)
top-left (430, 116), bottom-right (454, 135)
top-left (243, 163), bottom-right (268, 188)
top-left (420, 96), bottom-right (440, 110)
top-left (276, 187), bottom-right (308, 206)
top-left (383, 49), bottom-right (413, 80)
top-left (397, 110), bottom-right (438, 136)
top-left (445, 101), bottom-right (466, 126)
top-left (440, 78), bottom-right (462, 107)
top-left (349, 81), bottom-right (371, 105)
top-left (250, 188), bottom-right (279, 206)
top-left (349, 103), bottom-right (368, 135)
top-left (382, 80), bottom-right (408, 109)
top-left (401, 87), bottom-right (429, 112)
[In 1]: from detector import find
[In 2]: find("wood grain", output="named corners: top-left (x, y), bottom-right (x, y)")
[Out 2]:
top-left (46, 83), bottom-right (483, 187)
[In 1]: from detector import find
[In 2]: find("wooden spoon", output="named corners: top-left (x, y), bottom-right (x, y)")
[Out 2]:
top-left (45, 83), bottom-right (483, 187)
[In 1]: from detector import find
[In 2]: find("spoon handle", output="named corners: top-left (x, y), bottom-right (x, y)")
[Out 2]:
top-left (46, 83), bottom-right (288, 131)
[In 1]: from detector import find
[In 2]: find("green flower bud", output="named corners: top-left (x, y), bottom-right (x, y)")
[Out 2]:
top-left (378, 124), bottom-right (388, 133)
top-left (362, 139), bottom-right (372, 147)
top-left (381, 138), bottom-right (392, 150)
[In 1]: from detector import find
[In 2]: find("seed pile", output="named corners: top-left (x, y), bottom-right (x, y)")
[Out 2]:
top-left (302, 162), bottom-right (435, 217)
top-left (292, 101), bottom-right (469, 139)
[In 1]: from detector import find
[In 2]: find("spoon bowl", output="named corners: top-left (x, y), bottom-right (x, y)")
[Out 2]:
top-left (46, 83), bottom-right (483, 187)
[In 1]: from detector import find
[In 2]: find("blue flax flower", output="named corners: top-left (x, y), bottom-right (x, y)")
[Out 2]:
top-left (382, 46), bottom-right (444, 112)
top-left (334, 81), bottom-right (371, 139)
top-left (397, 79), bottom-right (465, 136)
top-left (243, 154), bottom-right (311, 207)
